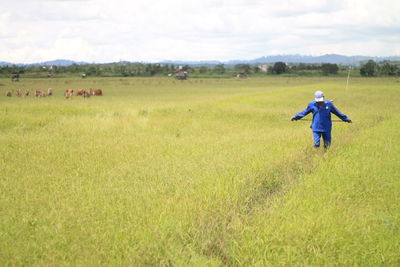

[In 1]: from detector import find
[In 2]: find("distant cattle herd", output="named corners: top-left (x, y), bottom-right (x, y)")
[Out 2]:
top-left (64, 88), bottom-right (102, 99)
top-left (4, 88), bottom-right (103, 99)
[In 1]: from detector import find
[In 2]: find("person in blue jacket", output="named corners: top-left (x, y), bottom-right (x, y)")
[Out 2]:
top-left (291, 91), bottom-right (352, 149)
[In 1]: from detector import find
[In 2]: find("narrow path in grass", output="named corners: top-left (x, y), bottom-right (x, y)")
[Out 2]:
top-left (227, 114), bottom-right (400, 266)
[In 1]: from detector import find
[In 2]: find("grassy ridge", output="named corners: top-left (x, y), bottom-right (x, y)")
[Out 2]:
top-left (1, 77), bottom-right (399, 265)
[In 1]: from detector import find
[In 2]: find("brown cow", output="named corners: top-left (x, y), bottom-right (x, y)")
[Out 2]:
top-left (47, 88), bottom-right (53, 96)
top-left (16, 89), bottom-right (23, 97)
top-left (5, 91), bottom-right (12, 97)
top-left (35, 89), bottom-right (40, 97)
top-left (64, 88), bottom-right (74, 99)
top-left (25, 89), bottom-right (30, 96)
top-left (35, 89), bottom-right (47, 97)
top-left (76, 88), bottom-right (84, 96)
top-left (90, 88), bottom-right (102, 96)
top-left (83, 90), bottom-right (91, 98)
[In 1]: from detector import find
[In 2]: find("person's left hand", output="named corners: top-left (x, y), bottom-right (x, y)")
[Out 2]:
top-left (347, 120), bottom-right (352, 123)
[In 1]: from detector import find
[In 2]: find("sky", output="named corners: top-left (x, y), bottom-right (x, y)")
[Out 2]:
top-left (1, 0), bottom-right (399, 63)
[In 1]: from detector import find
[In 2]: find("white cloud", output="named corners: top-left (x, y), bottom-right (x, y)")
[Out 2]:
top-left (0, 0), bottom-right (399, 63)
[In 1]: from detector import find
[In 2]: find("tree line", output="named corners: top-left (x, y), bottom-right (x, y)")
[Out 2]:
top-left (266, 61), bottom-right (399, 76)
top-left (0, 60), bottom-right (398, 78)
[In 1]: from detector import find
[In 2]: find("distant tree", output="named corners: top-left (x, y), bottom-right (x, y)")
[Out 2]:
top-left (86, 66), bottom-right (99, 76)
top-left (253, 66), bottom-right (261, 73)
top-left (321, 63), bottom-right (339, 75)
top-left (144, 64), bottom-right (155, 76)
top-left (271, 62), bottom-right (288, 74)
top-left (161, 64), bottom-right (171, 74)
top-left (298, 63), bottom-right (307, 70)
top-left (213, 64), bottom-right (226, 74)
top-left (69, 64), bottom-right (80, 73)
top-left (182, 64), bottom-right (194, 74)
top-left (199, 66), bottom-right (209, 74)
top-left (379, 63), bottom-right (398, 76)
top-left (360, 60), bottom-right (377, 77)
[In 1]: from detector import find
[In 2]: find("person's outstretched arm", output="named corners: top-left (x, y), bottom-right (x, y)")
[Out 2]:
top-left (291, 104), bottom-right (312, 121)
top-left (331, 104), bottom-right (352, 123)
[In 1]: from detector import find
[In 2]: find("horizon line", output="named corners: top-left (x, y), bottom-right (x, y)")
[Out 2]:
top-left (1, 53), bottom-right (400, 65)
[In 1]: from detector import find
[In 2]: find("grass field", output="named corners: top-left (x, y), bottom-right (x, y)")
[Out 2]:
top-left (1, 77), bottom-right (399, 265)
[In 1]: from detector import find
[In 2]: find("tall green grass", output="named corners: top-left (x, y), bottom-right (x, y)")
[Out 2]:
top-left (1, 77), bottom-right (399, 265)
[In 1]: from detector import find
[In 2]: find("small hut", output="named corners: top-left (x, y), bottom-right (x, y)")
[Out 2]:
top-left (175, 67), bottom-right (187, 80)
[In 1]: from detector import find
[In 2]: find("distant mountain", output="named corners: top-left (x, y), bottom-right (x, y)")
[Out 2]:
top-left (32, 59), bottom-right (89, 66)
top-left (1, 55), bottom-right (399, 67)
top-left (164, 54), bottom-right (400, 66)
top-left (0, 59), bottom-right (89, 66)
top-left (0, 61), bottom-right (14, 66)
top-left (227, 54), bottom-right (400, 65)
top-left (161, 60), bottom-right (221, 67)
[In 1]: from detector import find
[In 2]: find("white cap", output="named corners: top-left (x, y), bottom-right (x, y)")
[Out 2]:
top-left (314, 90), bottom-right (324, 102)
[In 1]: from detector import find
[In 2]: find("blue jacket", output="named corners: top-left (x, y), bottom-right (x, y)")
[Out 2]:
top-left (292, 100), bottom-right (351, 132)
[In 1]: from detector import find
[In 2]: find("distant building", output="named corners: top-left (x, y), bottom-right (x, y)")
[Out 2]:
top-left (174, 67), bottom-right (187, 80)
top-left (258, 64), bottom-right (268, 72)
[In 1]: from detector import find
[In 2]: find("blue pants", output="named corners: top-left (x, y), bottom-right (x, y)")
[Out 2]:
top-left (313, 131), bottom-right (331, 148)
